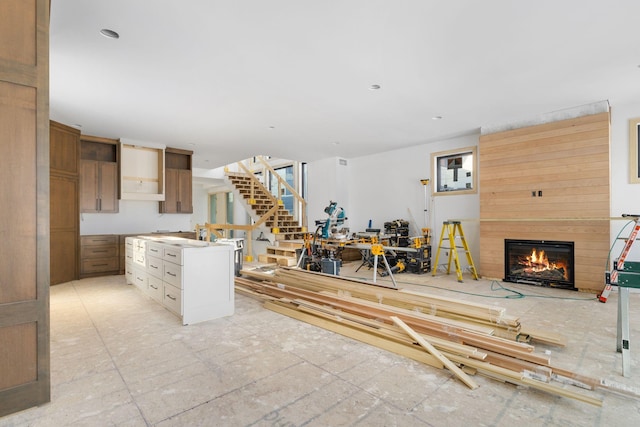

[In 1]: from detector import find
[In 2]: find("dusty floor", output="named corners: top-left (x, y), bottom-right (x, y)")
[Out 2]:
top-left (1, 261), bottom-right (639, 426)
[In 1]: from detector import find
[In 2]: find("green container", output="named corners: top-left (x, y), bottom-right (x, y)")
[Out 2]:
top-left (618, 271), bottom-right (640, 288)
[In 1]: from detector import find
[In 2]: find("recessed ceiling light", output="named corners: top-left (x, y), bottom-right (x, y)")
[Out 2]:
top-left (369, 84), bottom-right (381, 90)
top-left (269, 126), bottom-right (275, 130)
top-left (432, 116), bottom-right (443, 120)
top-left (100, 29), bottom-right (120, 39)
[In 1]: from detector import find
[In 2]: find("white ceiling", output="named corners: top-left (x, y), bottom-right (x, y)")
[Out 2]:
top-left (50, 1), bottom-right (640, 169)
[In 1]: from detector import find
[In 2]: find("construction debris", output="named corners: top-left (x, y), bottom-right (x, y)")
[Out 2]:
top-left (235, 266), bottom-right (638, 406)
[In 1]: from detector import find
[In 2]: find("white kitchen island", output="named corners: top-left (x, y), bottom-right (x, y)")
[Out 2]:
top-left (125, 236), bottom-right (234, 325)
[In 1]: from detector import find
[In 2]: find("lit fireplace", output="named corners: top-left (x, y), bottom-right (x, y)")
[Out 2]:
top-left (504, 239), bottom-right (575, 289)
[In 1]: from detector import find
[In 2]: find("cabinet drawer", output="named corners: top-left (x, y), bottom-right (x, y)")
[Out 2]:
top-left (133, 268), bottom-right (147, 291)
top-left (125, 248), bottom-right (133, 263)
top-left (147, 243), bottom-right (164, 257)
top-left (163, 282), bottom-right (182, 315)
top-left (163, 261), bottom-right (182, 288)
top-left (133, 251), bottom-right (146, 268)
top-left (81, 235), bottom-right (118, 246)
top-left (81, 245), bottom-right (118, 259)
top-left (147, 275), bottom-right (164, 302)
top-left (163, 246), bottom-right (183, 264)
top-left (147, 256), bottom-right (163, 278)
top-left (125, 263), bottom-right (134, 285)
top-left (81, 257), bottom-right (119, 274)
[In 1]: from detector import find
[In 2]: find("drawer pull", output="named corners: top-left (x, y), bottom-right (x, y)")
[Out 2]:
top-left (167, 253), bottom-right (176, 257)
top-left (167, 272), bottom-right (176, 277)
top-left (93, 263), bottom-right (109, 267)
top-left (93, 250), bottom-right (108, 253)
top-left (150, 264), bottom-right (159, 269)
top-left (166, 294), bottom-right (176, 301)
top-left (150, 248), bottom-right (159, 253)
top-left (150, 284), bottom-right (158, 290)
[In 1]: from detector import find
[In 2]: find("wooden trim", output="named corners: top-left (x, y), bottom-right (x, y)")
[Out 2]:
top-left (391, 316), bottom-right (479, 390)
top-left (629, 117), bottom-right (640, 184)
top-left (165, 146), bottom-right (193, 156)
top-left (79, 134), bottom-right (119, 145)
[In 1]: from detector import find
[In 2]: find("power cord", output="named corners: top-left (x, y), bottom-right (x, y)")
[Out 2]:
top-left (341, 274), bottom-right (598, 301)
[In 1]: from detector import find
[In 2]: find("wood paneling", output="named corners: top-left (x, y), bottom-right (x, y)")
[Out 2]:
top-left (0, 0), bottom-right (50, 416)
top-left (0, 323), bottom-right (37, 390)
top-left (0, 0), bottom-right (36, 66)
top-left (50, 121), bottom-right (79, 175)
top-left (479, 112), bottom-right (610, 292)
top-left (50, 121), bottom-right (80, 285)
top-left (0, 81), bottom-right (37, 303)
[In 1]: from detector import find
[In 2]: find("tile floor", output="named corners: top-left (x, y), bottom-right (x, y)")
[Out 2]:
top-left (1, 262), bottom-right (639, 427)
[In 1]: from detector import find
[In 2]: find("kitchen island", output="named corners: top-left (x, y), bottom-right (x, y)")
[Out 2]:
top-left (126, 235), bottom-right (234, 325)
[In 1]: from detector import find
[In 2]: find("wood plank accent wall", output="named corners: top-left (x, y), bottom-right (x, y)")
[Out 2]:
top-left (479, 112), bottom-right (610, 292)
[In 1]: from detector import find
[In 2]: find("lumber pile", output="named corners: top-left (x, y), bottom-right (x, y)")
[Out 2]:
top-left (235, 267), bottom-right (622, 406)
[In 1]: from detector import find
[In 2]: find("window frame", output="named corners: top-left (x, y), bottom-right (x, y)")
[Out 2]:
top-left (431, 146), bottom-right (477, 196)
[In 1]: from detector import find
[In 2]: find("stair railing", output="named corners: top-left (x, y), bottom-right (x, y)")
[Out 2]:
top-left (255, 156), bottom-right (307, 231)
top-left (236, 160), bottom-right (280, 229)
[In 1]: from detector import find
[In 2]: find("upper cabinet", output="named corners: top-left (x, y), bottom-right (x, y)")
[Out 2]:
top-left (80, 135), bottom-right (119, 213)
top-left (160, 148), bottom-right (193, 213)
top-left (119, 143), bottom-right (165, 201)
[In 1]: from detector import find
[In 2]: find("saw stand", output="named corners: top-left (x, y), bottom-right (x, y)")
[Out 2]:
top-left (371, 244), bottom-right (398, 289)
top-left (603, 214), bottom-right (640, 377)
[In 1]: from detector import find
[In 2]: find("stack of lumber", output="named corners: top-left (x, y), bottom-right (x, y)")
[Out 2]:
top-left (236, 267), bottom-right (621, 406)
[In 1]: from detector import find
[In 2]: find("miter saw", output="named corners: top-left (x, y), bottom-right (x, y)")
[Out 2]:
top-left (297, 201), bottom-right (348, 274)
top-left (315, 200), bottom-right (347, 239)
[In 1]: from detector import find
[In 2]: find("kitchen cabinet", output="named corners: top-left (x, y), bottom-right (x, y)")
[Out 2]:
top-left (80, 160), bottom-right (118, 212)
top-left (125, 236), bottom-right (234, 324)
top-left (50, 121), bottom-right (80, 285)
top-left (80, 235), bottom-right (119, 278)
top-left (80, 135), bottom-right (119, 213)
top-left (160, 148), bottom-right (193, 213)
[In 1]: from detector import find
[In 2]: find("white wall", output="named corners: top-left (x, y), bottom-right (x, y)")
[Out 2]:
top-left (79, 200), bottom-right (192, 235)
top-left (307, 157), bottom-right (350, 233)
top-left (346, 134), bottom-right (480, 269)
top-left (610, 102), bottom-right (640, 257)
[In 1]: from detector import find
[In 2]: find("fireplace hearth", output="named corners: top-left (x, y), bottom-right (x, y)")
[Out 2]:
top-left (504, 239), bottom-right (575, 289)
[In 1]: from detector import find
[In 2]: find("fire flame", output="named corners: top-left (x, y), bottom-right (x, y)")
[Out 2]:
top-left (520, 248), bottom-right (568, 279)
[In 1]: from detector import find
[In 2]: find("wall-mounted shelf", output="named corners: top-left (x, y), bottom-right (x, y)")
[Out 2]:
top-left (119, 143), bottom-right (165, 201)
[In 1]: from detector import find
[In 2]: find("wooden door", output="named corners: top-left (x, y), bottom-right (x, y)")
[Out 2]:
top-left (178, 169), bottom-right (193, 213)
top-left (162, 168), bottom-right (180, 213)
top-left (0, 0), bottom-right (50, 417)
top-left (50, 175), bottom-right (79, 284)
top-left (80, 160), bottom-right (99, 212)
top-left (98, 161), bottom-right (119, 213)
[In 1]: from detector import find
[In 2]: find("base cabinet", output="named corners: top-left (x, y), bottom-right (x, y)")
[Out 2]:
top-left (125, 236), bottom-right (234, 324)
top-left (80, 235), bottom-right (119, 278)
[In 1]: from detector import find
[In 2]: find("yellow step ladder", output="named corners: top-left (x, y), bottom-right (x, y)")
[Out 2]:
top-left (432, 220), bottom-right (478, 282)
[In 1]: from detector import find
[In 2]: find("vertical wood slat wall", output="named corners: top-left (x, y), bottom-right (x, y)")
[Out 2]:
top-left (0, 0), bottom-right (50, 416)
top-left (479, 112), bottom-right (610, 292)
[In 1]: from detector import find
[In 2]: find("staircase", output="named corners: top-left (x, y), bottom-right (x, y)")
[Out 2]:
top-left (226, 172), bottom-right (307, 241)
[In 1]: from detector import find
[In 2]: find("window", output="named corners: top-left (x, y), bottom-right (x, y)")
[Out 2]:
top-left (431, 146), bottom-right (477, 195)
top-left (208, 191), bottom-right (234, 238)
top-left (269, 165), bottom-right (295, 214)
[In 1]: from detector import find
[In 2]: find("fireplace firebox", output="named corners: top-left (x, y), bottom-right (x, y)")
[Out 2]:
top-left (504, 239), bottom-right (575, 289)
